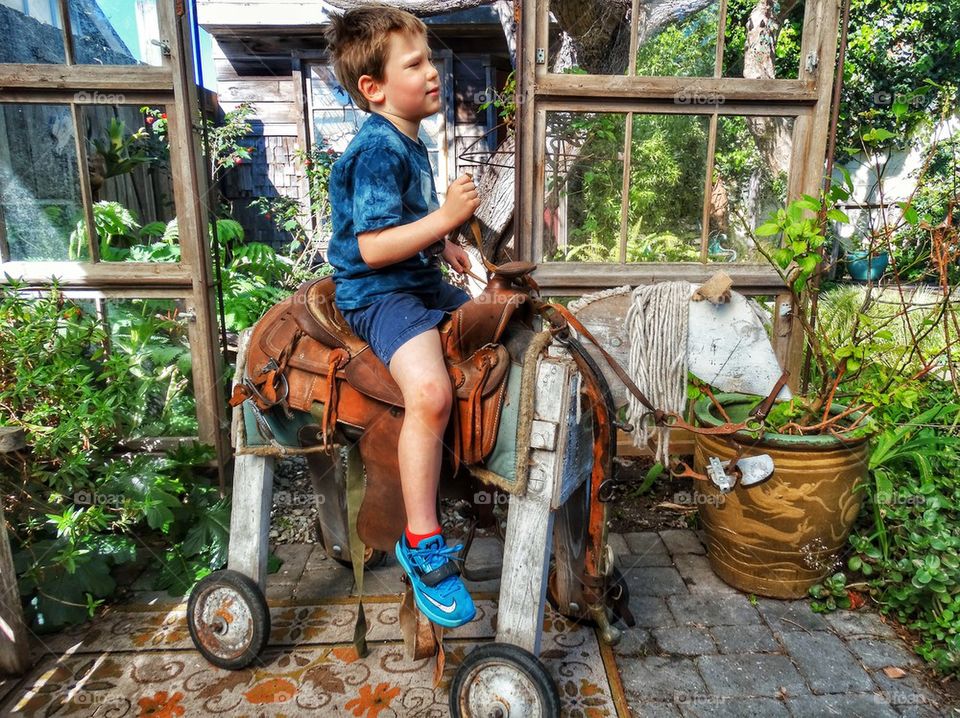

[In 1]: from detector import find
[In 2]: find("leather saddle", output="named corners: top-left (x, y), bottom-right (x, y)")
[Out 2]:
top-left (231, 262), bottom-right (538, 550)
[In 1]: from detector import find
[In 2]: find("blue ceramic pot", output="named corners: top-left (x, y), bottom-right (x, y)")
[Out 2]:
top-left (846, 250), bottom-right (889, 281)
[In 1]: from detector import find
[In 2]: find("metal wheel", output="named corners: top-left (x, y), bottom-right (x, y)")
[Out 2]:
top-left (449, 643), bottom-right (560, 718)
top-left (187, 569), bottom-right (270, 670)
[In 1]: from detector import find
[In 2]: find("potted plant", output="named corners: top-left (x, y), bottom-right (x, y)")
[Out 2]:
top-left (691, 164), bottom-right (951, 599)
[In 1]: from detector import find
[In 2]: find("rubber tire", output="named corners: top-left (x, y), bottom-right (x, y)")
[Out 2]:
top-left (449, 642), bottom-right (561, 717)
top-left (187, 569), bottom-right (270, 670)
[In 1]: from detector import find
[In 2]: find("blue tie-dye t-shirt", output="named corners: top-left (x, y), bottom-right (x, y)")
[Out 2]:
top-left (327, 113), bottom-right (444, 310)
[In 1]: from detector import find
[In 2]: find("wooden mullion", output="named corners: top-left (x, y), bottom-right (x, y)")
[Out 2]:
top-left (166, 3), bottom-right (230, 476)
top-left (0, 65), bottom-right (175, 92)
top-left (618, 114), bottom-right (633, 264)
top-left (539, 98), bottom-right (810, 117)
top-left (290, 57), bottom-right (312, 227)
top-left (515, 0), bottom-right (538, 263)
top-left (627, 0), bottom-right (641, 76)
top-left (715, 0), bottom-right (728, 78)
top-left (0, 202), bottom-right (8, 263)
top-left (70, 104), bottom-right (100, 263)
top-left (701, 112), bottom-right (719, 262)
top-left (0, 261), bottom-right (192, 287)
top-left (56, 0), bottom-right (74, 65)
top-left (536, 75), bottom-right (816, 103)
top-left (531, 262), bottom-right (785, 293)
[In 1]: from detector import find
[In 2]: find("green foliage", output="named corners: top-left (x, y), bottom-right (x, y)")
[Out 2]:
top-left (809, 572), bottom-right (853, 613)
top-left (0, 286), bottom-right (226, 631)
top-left (91, 117), bottom-right (155, 179)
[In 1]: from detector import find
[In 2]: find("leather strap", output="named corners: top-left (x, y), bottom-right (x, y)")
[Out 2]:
top-left (345, 444), bottom-right (369, 658)
top-left (419, 559), bottom-right (461, 588)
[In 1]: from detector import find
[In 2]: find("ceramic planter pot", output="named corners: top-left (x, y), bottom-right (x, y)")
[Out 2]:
top-left (692, 393), bottom-right (870, 599)
top-left (846, 250), bottom-right (889, 281)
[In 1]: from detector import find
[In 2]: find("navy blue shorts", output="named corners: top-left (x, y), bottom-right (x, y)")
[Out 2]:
top-left (340, 282), bottom-right (471, 367)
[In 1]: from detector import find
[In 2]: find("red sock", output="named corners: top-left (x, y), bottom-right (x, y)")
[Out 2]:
top-left (405, 525), bottom-right (442, 547)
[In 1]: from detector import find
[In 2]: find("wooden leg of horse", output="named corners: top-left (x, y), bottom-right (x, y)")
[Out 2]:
top-left (227, 453), bottom-right (275, 592)
top-left (495, 356), bottom-right (574, 656)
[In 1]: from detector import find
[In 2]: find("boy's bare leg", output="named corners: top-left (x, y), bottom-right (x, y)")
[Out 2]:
top-left (388, 328), bottom-right (452, 535)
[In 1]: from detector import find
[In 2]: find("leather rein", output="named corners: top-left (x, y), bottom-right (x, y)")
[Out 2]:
top-left (460, 218), bottom-right (787, 439)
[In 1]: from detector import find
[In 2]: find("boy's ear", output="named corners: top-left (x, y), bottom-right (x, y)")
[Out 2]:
top-left (357, 74), bottom-right (384, 105)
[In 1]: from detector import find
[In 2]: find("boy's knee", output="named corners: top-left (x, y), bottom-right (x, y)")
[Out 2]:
top-left (405, 376), bottom-right (453, 419)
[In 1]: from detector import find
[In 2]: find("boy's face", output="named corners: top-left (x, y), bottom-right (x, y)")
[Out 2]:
top-left (361, 31), bottom-right (440, 121)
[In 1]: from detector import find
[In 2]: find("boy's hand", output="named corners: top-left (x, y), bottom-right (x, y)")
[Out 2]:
top-left (441, 173), bottom-right (480, 227)
top-left (441, 239), bottom-right (472, 274)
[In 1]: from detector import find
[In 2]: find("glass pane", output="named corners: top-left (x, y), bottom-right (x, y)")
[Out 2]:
top-left (69, 0), bottom-right (163, 66)
top-left (635, 2), bottom-right (721, 77)
top-left (105, 299), bottom-right (197, 437)
top-left (78, 103), bottom-right (177, 262)
top-left (709, 115), bottom-right (794, 263)
top-left (542, 111), bottom-right (625, 263)
top-left (312, 109), bottom-right (368, 153)
top-left (0, 0), bottom-right (66, 63)
top-left (0, 103), bottom-right (86, 261)
top-left (626, 113), bottom-right (709, 262)
top-left (722, 1), bottom-right (804, 80)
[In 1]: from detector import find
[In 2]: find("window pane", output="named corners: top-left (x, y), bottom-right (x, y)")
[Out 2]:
top-left (0, 0), bottom-right (66, 63)
top-left (69, 0), bottom-right (163, 66)
top-left (79, 103), bottom-right (177, 262)
top-left (0, 103), bottom-right (86, 261)
top-left (542, 111), bottom-right (625, 263)
top-left (722, 1), bottom-right (804, 80)
top-left (634, 2), bottom-right (721, 77)
top-left (105, 299), bottom-right (197, 437)
top-left (709, 115), bottom-right (794, 263)
top-left (626, 113), bottom-right (709, 262)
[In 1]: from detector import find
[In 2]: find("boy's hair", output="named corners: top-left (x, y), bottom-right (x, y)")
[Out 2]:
top-left (325, 6), bottom-right (427, 113)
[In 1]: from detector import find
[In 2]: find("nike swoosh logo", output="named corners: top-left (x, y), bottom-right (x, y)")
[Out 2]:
top-left (422, 592), bottom-right (457, 614)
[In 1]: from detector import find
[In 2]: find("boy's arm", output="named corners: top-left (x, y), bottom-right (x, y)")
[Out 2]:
top-left (357, 174), bottom-right (479, 269)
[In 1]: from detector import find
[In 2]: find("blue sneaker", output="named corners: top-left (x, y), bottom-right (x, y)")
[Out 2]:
top-left (395, 534), bottom-right (476, 628)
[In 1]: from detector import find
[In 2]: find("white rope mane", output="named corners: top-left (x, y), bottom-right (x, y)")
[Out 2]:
top-left (625, 282), bottom-right (691, 464)
top-left (569, 283), bottom-right (691, 465)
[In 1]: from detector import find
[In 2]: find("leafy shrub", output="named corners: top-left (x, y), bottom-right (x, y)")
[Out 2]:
top-left (0, 284), bottom-right (228, 630)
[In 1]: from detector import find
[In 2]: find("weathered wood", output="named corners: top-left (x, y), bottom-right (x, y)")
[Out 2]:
top-left (227, 454), bottom-right (275, 590)
top-left (0, 428), bottom-right (25, 454)
top-left (0, 65), bottom-right (174, 92)
top-left (168, 8), bottom-right (231, 470)
top-left (0, 262), bottom-right (192, 288)
top-left (531, 263), bottom-right (786, 294)
top-left (535, 74), bottom-right (817, 103)
top-left (496, 356), bottom-right (572, 655)
top-left (0, 505), bottom-right (31, 676)
top-left (0, 427), bottom-right (30, 675)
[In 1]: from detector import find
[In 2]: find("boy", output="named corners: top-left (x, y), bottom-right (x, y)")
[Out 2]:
top-left (325, 7), bottom-right (480, 628)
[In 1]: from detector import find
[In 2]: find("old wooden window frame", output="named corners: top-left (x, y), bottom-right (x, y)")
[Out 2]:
top-left (518, 0), bottom-right (840, 291)
top-left (0, 1), bottom-right (229, 467)
top-left (515, 0), bottom-right (841, 375)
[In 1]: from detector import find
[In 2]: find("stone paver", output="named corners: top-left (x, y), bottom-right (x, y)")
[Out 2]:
top-left (756, 597), bottom-right (830, 634)
top-left (678, 696), bottom-right (790, 717)
top-left (633, 702), bottom-right (683, 717)
top-left (870, 667), bottom-right (940, 708)
top-left (660, 529), bottom-right (706, 556)
top-left (270, 544), bottom-right (312, 585)
top-left (607, 532), bottom-right (630, 556)
top-left (613, 626), bottom-right (654, 658)
top-left (710, 624), bottom-right (779, 654)
top-left (846, 636), bottom-right (922, 670)
top-left (823, 609), bottom-right (899, 638)
top-left (672, 554), bottom-right (739, 595)
top-left (652, 626), bottom-right (717, 656)
top-left (624, 532), bottom-right (672, 565)
top-left (779, 631), bottom-right (876, 694)
top-left (695, 653), bottom-right (807, 697)
top-left (629, 596), bottom-right (678, 628)
top-left (786, 693), bottom-right (899, 718)
top-left (667, 593), bottom-right (762, 627)
top-left (620, 656), bottom-right (706, 702)
top-left (623, 566), bottom-right (688, 597)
